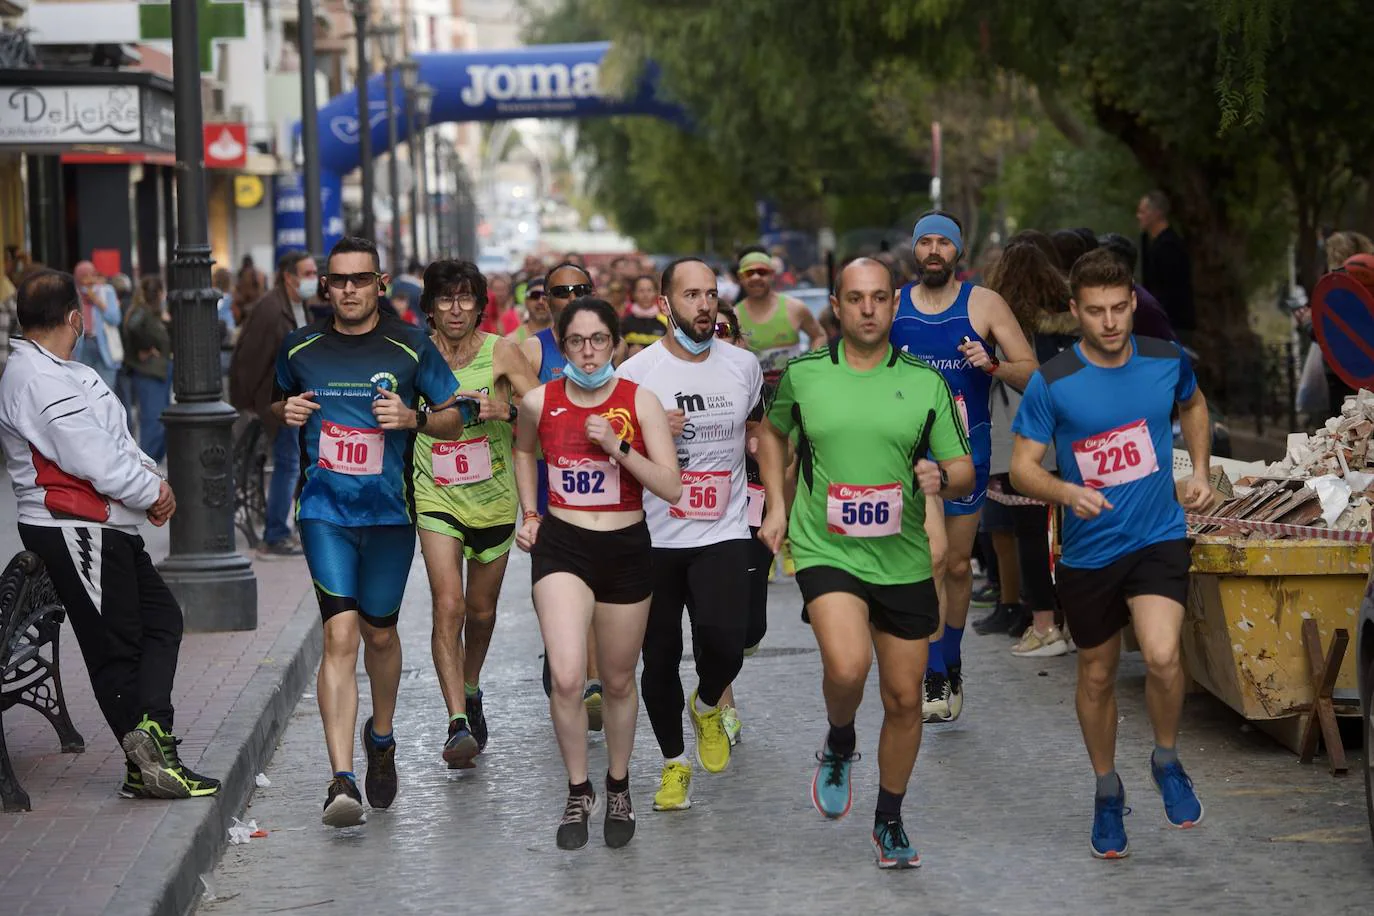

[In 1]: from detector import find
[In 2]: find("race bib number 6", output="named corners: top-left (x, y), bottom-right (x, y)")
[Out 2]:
top-left (1072, 418), bottom-right (1159, 489)
top-left (826, 482), bottom-right (903, 538)
top-left (669, 470), bottom-right (731, 520)
top-left (553, 457), bottom-right (621, 508)
top-left (318, 421), bottom-right (384, 476)
top-left (432, 437), bottom-right (493, 486)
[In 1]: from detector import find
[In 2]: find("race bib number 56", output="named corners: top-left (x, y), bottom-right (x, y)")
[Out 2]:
top-left (1072, 419), bottom-right (1159, 489)
top-left (826, 482), bottom-right (902, 538)
top-left (668, 470), bottom-right (731, 520)
top-left (319, 421), bottom-right (384, 476)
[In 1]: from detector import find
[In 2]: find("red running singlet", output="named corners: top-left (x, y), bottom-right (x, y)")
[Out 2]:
top-left (538, 378), bottom-right (648, 512)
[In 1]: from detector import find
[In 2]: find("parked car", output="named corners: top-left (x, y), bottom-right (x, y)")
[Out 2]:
top-left (1359, 568), bottom-right (1373, 846)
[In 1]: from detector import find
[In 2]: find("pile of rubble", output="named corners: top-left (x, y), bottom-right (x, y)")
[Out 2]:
top-left (1190, 390), bottom-right (1373, 539)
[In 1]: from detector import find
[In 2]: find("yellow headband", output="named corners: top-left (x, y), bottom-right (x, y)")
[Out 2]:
top-left (738, 252), bottom-right (772, 272)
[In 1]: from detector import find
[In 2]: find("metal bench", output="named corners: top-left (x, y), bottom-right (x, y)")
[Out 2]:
top-left (0, 551), bottom-right (85, 812)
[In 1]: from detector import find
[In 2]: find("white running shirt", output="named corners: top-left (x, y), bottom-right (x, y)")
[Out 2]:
top-left (616, 338), bottom-right (762, 549)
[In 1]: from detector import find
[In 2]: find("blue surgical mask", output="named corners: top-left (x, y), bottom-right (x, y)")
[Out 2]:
top-left (297, 277), bottom-right (319, 300)
top-left (563, 360), bottom-right (615, 390)
top-left (673, 326), bottom-right (713, 355)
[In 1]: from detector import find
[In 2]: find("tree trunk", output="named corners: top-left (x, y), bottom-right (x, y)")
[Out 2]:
top-left (1090, 98), bottom-right (1254, 409)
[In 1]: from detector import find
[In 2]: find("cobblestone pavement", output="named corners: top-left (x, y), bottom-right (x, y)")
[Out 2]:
top-left (207, 548), bottom-right (1374, 915)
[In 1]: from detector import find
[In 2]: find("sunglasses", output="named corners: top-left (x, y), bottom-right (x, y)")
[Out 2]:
top-left (326, 272), bottom-right (382, 290)
top-left (740, 267), bottom-right (773, 280)
top-left (549, 283), bottom-right (595, 299)
top-left (526, 289), bottom-right (546, 301)
top-left (713, 321), bottom-right (734, 340)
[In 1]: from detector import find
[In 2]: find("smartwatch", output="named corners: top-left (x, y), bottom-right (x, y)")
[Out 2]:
top-left (618, 439), bottom-right (631, 458)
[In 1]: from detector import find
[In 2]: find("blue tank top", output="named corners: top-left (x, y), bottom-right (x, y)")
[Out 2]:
top-left (890, 282), bottom-right (992, 467)
top-left (536, 327), bottom-right (566, 383)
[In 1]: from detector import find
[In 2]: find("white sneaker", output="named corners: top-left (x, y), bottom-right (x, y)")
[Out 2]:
top-left (1011, 625), bottom-right (1071, 658)
top-left (921, 671), bottom-right (952, 723)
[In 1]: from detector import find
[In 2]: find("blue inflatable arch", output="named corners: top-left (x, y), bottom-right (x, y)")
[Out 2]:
top-left (278, 42), bottom-right (682, 260)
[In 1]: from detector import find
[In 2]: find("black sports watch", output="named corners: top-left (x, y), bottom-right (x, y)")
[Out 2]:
top-left (938, 466), bottom-right (949, 490)
top-left (414, 409), bottom-right (428, 430)
top-left (618, 439), bottom-right (631, 458)
top-left (507, 401), bottom-right (518, 423)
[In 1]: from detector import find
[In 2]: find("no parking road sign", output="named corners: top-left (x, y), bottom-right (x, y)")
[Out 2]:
top-left (1311, 270), bottom-right (1374, 391)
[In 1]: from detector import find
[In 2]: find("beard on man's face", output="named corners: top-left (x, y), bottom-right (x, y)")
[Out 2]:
top-left (917, 252), bottom-right (955, 288)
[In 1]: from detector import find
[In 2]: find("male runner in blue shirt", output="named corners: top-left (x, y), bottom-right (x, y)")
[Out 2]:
top-left (890, 211), bottom-right (1037, 722)
top-left (274, 236), bottom-right (467, 827)
top-left (1011, 247), bottom-right (1212, 859)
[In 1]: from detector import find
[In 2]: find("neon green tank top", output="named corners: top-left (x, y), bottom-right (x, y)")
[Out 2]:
top-left (737, 294), bottom-right (800, 378)
top-left (412, 334), bottom-right (517, 528)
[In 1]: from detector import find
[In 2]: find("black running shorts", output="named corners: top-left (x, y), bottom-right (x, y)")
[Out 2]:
top-left (796, 565), bottom-right (940, 641)
top-left (530, 512), bottom-right (652, 605)
top-left (1055, 538), bottom-right (1191, 650)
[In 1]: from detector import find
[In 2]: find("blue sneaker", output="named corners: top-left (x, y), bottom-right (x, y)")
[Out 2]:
top-left (443, 718), bottom-right (479, 770)
top-left (1152, 758), bottom-right (1204, 828)
top-left (871, 819), bottom-right (921, 869)
top-left (1090, 790), bottom-right (1131, 859)
top-left (810, 743), bottom-right (858, 819)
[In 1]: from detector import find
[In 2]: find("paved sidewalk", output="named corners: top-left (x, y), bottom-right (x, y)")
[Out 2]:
top-left (207, 547), bottom-right (1374, 916)
top-left (0, 483), bottom-right (321, 916)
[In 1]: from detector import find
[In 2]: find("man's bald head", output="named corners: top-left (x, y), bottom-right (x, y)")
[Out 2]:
top-left (73, 261), bottom-right (96, 283)
top-left (836, 257), bottom-right (896, 297)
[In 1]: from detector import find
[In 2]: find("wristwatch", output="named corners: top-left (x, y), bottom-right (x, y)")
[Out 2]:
top-left (939, 466), bottom-right (949, 490)
top-left (414, 409), bottom-right (428, 430)
top-left (507, 401), bottom-right (518, 423)
top-left (618, 439), bottom-right (631, 458)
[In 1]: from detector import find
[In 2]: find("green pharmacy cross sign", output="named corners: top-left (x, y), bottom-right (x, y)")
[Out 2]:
top-left (139, 0), bottom-right (247, 73)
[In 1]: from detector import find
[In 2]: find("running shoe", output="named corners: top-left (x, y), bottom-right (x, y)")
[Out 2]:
top-left (118, 761), bottom-right (148, 799)
top-left (361, 716), bottom-right (398, 808)
top-left (120, 717), bottom-right (220, 799)
top-left (443, 717), bottom-right (479, 770)
top-left (255, 540), bottom-right (303, 560)
top-left (604, 785), bottom-right (636, 848)
top-left (688, 689), bottom-right (731, 773)
top-left (467, 689), bottom-right (489, 752)
top-left (970, 582), bottom-right (999, 608)
top-left (653, 760), bottom-right (692, 811)
top-left (1151, 757), bottom-right (1204, 828)
top-left (722, 705), bottom-right (742, 747)
top-left (871, 819), bottom-right (921, 869)
top-left (1011, 625), bottom-right (1071, 658)
top-left (583, 681), bottom-right (603, 732)
top-left (1090, 789), bottom-right (1131, 859)
top-left (972, 602), bottom-right (1018, 635)
top-left (322, 774), bottom-right (365, 828)
top-left (811, 744), bottom-right (858, 819)
top-left (947, 664), bottom-right (964, 720)
top-left (742, 642), bottom-right (760, 658)
top-left (556, 790), bottom-right (598, 850)
top-left (921, 671), bottom-right (952, 723)
top-left (781, 539), bottom-right (796, 577)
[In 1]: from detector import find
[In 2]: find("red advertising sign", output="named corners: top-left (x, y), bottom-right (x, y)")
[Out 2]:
top-left (203, 123), bottom-right (247, 169)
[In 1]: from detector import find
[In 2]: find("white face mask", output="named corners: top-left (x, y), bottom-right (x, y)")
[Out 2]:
top-left (297, 276), bottom-right (319, 300)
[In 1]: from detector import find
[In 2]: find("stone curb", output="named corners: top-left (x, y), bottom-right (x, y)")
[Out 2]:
top-left (101, 591), bottom-right (323, 916)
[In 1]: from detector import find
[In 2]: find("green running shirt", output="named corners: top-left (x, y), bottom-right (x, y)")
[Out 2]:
top-left (767, 341), bottom-right (970, 585)
top-left (412, 334), bottom-right (517, 531)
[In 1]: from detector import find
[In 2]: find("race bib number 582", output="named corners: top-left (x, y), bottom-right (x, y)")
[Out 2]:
top-left (1072, 419), bottom-right (1159, 489)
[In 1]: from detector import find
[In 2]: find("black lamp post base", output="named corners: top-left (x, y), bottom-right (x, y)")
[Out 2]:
top-left (158, 399), bottom-right (258, 632)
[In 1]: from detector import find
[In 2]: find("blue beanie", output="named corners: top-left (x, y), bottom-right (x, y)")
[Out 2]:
top-left (912, 214), bottom-right (963, 258)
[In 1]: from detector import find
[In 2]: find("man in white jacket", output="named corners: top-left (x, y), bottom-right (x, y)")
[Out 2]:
top-left (0, 269), bottom-right (219, 801)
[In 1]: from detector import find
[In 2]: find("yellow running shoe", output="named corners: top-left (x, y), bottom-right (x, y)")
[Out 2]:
top-left (653, 759), bottom-right (693, 811)
top-left (722, 705), bottom-right (742, 747)
top-left (689, 689), bottom-right (731, 773)
top-left (781, 538), bottom-right (796, 577)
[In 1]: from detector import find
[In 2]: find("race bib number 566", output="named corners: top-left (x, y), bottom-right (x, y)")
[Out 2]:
top-left (1072, 419), bottom-right (1159, 489)
top-left (826, 482), bottom-right (902, 538)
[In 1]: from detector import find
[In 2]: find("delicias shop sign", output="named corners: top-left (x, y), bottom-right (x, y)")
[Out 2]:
top-left (0, 85), bottom-right (143, 145)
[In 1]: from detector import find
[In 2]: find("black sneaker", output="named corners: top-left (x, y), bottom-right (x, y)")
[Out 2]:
top-left (118, 761), bottom-right (149, 799)
top-left (947, 664), bottom-right (965, 720)
top-left (972, 602), bottom-right (1019, 635)
top-left (970, 582), bottom-right (999, 608)
top-left (1005, 605), bottom-right (1034, 639)
top-left (443, 717), bottom-right (479, 770)
top-left (321, 774), bottom-right (365, 828)
top-left (255, 540), bottom-right (303, 560)
top-left (467, 689), bottom-right (488, 751)
top-left (361, 716), bottom-right (398, 808)
top-left (604, 784), bottom-right (636, 848)
top-left (556, 789), bottom-right (598, 850)
top-left (121, 717), bottom-right (221, 798)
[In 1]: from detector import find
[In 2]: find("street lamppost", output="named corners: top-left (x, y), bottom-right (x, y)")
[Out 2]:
top-left (297, 0), bottom-right (323, 259)
top-left (348, 0), bottom-right (374, 241)
top-left (375, 15), bottom-right (401, 270)
top-left (414, 82), bottom-right (434, 262)
top-left (164, 0), bottom-right (256, 630)
top-left (399, 58), bottom-right (420, 267)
